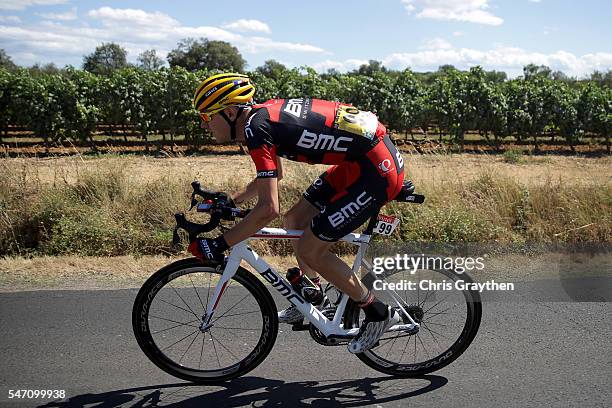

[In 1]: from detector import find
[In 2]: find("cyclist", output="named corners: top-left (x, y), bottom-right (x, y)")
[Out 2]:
top-left (189, 73), bottom-right (405, 354)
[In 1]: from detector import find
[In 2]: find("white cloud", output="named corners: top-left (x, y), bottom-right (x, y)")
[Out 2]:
top-left (401, 0), bottom-right (503, 26)
top-left (222, 19), bottom-right (271, 34)
top-left (528, 0), bottom-right (542, 3)
top-left (88, 7), bottom-right (181, 28)
top-left (311, 59), bottom-right (369, 72)
top-left (0, 15), bottom-right (20, 23)
top-left (452, 31), bottom-right (464, 36)
top-left (312, 47), bottom-right (612, 77)
top-left (0, 0), bottom-right (67, 11)
top-left (241, 37), bottom-right (325, 54)
top-left (36, 7), bottom-right (77, 21)
top-left (0, 7), bottom-right (325, 67)
top-left (420, 37), bottom-right (452, 50)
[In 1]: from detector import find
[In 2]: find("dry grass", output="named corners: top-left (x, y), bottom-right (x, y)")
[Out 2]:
top-left (0, 152), bottom-right (610, 260)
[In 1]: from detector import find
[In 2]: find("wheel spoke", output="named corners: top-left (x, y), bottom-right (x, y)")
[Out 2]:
top-left (162, 329), bottom-right (198, 352)
top-left (169, 282), bottom-right (199, 319)
top-left (212, 309), bottom-right (260, 321)
top-left (214, 326), bottom-right (258, 331)
top-left (189, 275), bottom-right (206, 311)
top-left (158, 298), bottom-right (198, 317)
top-left (211, 292), bottom-right (251, 323)
top-left (152, 320), bottom-right (200, 335)
top-left (199, 333), bottom-right (205, 369)
top-left (149, 315), bottom-right (199, 328)
top-left (209, 330), bottom-right (222, 367)
top-left (179, 330), bottom-right (200, 364)
top-left (210, 331), bottom-right (240, 361)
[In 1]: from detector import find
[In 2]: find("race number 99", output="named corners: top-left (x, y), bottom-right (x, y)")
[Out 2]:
top-left (374, 215), bottom-right (400, 235)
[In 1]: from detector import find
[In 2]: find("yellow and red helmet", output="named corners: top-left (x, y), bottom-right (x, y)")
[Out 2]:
top-left (193, 73), bottom-right (255, 120)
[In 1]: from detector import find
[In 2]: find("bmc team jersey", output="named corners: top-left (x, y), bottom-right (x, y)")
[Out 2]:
top-left (245, 98), bottom-right (388, 178)
top-left (244, 98), bottom-right (405, 242)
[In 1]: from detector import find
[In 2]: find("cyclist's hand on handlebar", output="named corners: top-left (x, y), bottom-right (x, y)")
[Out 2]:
top-left (188, 236), bottom-right (229, 263)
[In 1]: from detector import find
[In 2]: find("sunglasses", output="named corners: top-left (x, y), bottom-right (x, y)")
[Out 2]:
top-left (199, 111), bottom-right (218, 123)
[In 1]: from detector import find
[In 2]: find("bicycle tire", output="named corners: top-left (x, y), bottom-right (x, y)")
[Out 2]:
top-left (132, 258), bottom-right (278, 383)
top-left (346, 256), bottom-right (482, 376)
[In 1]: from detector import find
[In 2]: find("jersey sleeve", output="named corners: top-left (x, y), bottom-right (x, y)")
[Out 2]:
top-left (245, 109), bottom-right (278, 178)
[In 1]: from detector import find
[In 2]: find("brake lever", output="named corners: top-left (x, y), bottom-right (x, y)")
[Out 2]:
top-left (189, 193), bottom-right (198, 210)
top-left (172, 225), bottom-right (181, 247)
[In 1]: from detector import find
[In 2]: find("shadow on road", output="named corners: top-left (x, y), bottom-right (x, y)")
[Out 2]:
top-left (37, 375), bottom-right (447, 407)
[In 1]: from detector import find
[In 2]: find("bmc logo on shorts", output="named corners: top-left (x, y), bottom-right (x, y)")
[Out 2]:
top-left (297, 130), bottom-right (351, 152)
top-left (328, 192), bottom-right (372, 227)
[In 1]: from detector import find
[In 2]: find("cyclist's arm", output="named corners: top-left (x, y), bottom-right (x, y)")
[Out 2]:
top-left (223, 177), bottom-right (280, 246)
top-left (231, 157), bottom-right (283, 205)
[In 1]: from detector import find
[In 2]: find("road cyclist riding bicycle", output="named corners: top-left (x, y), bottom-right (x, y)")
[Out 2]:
top-left (190, 72), bottom-right (407, 354)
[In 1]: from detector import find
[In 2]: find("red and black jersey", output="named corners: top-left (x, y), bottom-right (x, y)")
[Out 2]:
top-left (244, 98), bottom-right (387, 178)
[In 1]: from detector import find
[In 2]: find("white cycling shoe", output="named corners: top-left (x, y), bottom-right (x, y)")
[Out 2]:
top-left (278, 295), bottom-right (331, 325)
top-left (278, 305), bottom-right (306, 324)
top-left (347, 307), bottom-right (400, 354)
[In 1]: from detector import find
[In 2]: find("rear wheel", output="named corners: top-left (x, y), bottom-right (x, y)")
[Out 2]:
top-left (347, 256), bottom-right (482, 376)
top-left (132, 258), bottom-right (278, 383)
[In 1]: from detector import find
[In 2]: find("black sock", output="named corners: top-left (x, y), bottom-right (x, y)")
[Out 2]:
top-left (358, 292), bottom-right (389, 322)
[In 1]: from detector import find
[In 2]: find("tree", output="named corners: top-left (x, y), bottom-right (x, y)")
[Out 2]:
top-left (138, 49), bottom-right (164, 71)
top-left (255, 59), bottom-right (287, 79)
top-left (28, 63), bottom-right (60, 76)
top-left (83, 43), bottom-right (128, 75)
top-left (353, 60), bottom-right (387, 76)
top-left (0, 49), bottom-right (16, 70)
top-left (590, 70), bottom-right (612, 88)
top-left (484, 70), bottom-right (507, 84)
top-left (523, 64), bottom-right (552, 80)
top-left (167, 38), bottom-right (246, 72)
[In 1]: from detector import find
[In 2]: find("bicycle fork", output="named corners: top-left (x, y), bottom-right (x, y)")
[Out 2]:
top-left (199, 252), bottom-right (242, 332)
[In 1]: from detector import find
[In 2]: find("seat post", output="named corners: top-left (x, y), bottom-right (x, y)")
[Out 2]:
top-left (363, 209), bottom-right (381, 235)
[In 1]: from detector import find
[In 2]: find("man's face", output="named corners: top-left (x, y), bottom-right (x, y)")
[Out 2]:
top-left (200, 109), bottom-right (231, 143)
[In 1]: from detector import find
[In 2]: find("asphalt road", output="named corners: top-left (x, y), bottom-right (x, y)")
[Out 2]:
top-left (0, 282), bottom-right (610, 408)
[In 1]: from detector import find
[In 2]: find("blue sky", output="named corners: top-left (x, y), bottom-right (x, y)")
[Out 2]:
top-left (1, 0), bottom-right (610, 77)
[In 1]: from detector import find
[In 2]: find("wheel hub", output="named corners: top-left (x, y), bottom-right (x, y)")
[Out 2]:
top-left (199, 313), bottom-right (213, 332)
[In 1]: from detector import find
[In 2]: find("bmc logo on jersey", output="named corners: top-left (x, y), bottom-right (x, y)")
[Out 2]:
top-left (297, 130), bottom-right (351, 152)
top-left (284, 98), bottom-right (303, 118)
top-left (328, 192), bottom-right (372, 227)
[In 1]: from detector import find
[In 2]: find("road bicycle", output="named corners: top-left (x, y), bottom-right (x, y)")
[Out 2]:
top-left (132, 181), bottom-right (482, 383)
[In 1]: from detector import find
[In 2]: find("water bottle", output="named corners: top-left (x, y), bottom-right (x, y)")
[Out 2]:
top-left (286, 267), bottom-right (324, 305)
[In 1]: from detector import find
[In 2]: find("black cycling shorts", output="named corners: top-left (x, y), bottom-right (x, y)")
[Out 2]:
top-left (303, 136), bottom-right (405, 242)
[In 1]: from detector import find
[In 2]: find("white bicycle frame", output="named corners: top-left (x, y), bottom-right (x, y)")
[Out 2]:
top-left (201, 227), bottom-right (420, 339)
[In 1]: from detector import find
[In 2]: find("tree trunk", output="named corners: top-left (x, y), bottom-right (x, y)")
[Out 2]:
top-left (122, 123), bottom-right (128, 142)
top-left (88, 133), bottom-right (97, 153)
top-left (494, 132), bottom-right (501, 153)
top-left (534, 133), bottom-right (539, 153)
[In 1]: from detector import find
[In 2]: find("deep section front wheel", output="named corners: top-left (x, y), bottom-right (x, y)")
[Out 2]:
top-left (347, 256), bottom-right (482, 376)
top-left (132, 258), bottom-right (278, 383)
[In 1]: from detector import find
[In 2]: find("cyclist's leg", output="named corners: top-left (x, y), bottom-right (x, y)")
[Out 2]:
top-left (284, 198), bottom-right (320, 278)
top-left (297, 228), bottom-right (368, 301)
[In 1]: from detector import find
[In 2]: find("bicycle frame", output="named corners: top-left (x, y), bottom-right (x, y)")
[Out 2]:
top-left (201, 227), bottom-right (420, 339)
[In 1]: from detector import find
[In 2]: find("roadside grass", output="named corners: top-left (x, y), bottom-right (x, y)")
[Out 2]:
top-left (0, 153), bottom-right (610, 260)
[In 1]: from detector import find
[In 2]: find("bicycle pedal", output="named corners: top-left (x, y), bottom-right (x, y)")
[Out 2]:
top-left (291, 323), bottom-right (310, 331)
